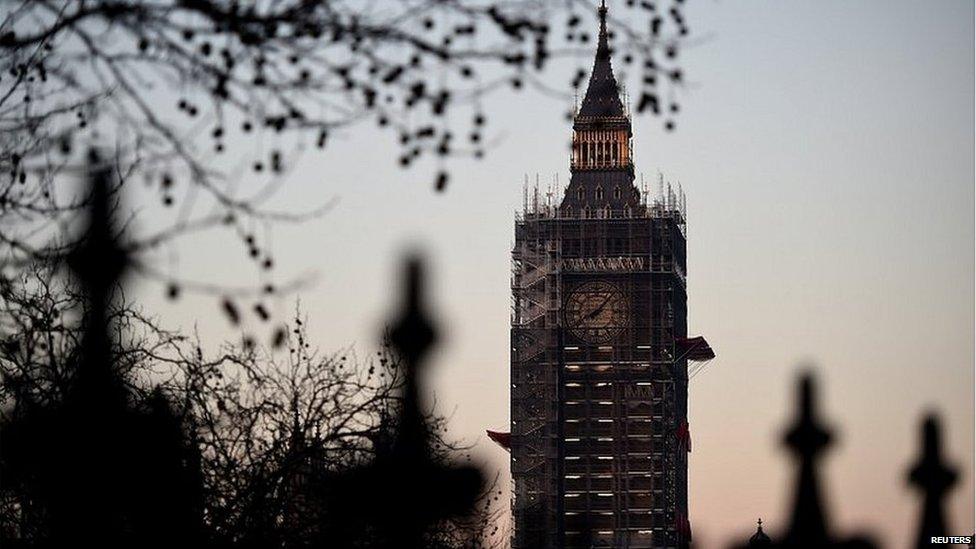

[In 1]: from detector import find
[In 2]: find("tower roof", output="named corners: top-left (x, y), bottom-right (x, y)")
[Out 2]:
top-left (577, 1), bottom-right (626, 119)
top-left (749, 518), bottom-right (772, 547)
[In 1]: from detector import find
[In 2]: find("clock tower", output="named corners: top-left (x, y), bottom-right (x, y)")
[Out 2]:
top-left (509, 2), bottom-right (709, 548)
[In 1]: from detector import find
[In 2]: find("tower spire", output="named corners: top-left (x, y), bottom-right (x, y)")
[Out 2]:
top-left (599, 0), bottom-right (609, 44)
top-left (577, 0), bottom-right (625, 119)
top-left (562, 0), bottom-right (635, 210)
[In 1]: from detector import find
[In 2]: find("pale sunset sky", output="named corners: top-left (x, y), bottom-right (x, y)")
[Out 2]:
top-left (134, 1), bottom-right (974, 545)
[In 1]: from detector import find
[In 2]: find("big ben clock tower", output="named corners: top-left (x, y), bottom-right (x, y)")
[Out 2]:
top-left (509, 2), bottom-right (712, 548)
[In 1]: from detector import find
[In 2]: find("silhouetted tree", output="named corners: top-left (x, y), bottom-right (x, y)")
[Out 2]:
top-left (0, 258), bottom-right (190, 415)
top-left (173, 307), bottom-right (501, 547)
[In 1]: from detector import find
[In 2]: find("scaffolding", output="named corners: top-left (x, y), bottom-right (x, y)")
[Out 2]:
top-left (511, 177), bottom-right (691, 549)
top-left (516, 173), bottom-right (688, 234)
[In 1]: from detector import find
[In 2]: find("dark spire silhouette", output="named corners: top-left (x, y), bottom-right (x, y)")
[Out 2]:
top-left (0, 153), bottom-right (205, 546)
top-left (68, 157), bottom-right (129, 410)
top-left (782, 374), bottom-right (833, 546)
top-left (771, 373), bottom-right (878, 549)
top-left (749, 518), bottom-right (772, 547)
top-left (908, 414), bottom-right (957, 548)
top-left (577, 0), bottom-right (625, 119)
top-left (314, 255), bottom-right (481, 548)
top-left (389, 256), bottom-right (438, 463)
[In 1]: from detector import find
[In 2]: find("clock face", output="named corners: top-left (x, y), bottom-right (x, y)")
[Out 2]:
top-left (565, 280), bottom-right (630, 344)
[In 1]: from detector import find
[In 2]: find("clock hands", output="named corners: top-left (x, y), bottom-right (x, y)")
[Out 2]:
top-left (585, 293), bottom-right (614, 321)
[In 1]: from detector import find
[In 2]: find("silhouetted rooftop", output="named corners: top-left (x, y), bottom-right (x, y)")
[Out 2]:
top-left (749, 519), bottom-right (772, 547)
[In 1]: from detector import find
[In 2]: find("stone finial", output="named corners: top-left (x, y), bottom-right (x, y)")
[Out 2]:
top-left (782, 373), bottom-right (833, 546)
top-left (908, 414), bottom-right (957, 548)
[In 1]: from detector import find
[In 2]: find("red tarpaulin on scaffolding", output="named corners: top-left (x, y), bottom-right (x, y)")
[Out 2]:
top-left (486, 430), bottom-right (511, 451)
top-left (676, 336), bottom-right (715, 362)
top-left (675, 420), bottom-right (692, 453)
